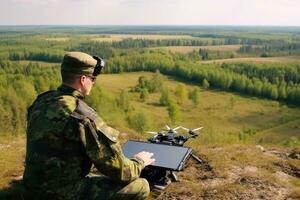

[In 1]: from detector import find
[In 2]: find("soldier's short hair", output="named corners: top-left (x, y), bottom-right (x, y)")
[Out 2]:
top-left (61, 72), bottom-right (80, 85)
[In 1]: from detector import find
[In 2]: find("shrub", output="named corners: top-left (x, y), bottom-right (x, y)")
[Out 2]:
top-left (127, 111), bottom-right (151, 134)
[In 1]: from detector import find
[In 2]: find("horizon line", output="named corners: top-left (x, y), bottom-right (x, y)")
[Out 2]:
top-left (0, 24), bottom-right (300, 27)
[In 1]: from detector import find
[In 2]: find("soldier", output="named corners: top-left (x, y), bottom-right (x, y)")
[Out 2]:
top-left (23, 52), bottom-right (155, 200)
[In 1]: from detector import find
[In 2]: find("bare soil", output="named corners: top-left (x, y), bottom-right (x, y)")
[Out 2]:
top-left (154, 147), bottom-right (300, 200)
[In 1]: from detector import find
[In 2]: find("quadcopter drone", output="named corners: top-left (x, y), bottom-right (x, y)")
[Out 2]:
top-left (148, 125), bottom-right (203, 146)
top-left (140, 125), bottom-right (204, 189)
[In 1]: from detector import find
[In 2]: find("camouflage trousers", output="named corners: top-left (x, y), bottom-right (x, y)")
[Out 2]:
top-left (24, 175), bottom-right (150, 200)
top-left (75, 175), bottom-right (150, 200)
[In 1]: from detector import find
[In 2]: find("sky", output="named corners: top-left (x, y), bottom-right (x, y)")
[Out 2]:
top-left (0, 0), bottom-right (299, 26)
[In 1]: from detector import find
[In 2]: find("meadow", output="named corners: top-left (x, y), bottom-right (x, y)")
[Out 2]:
top-left (96, 72), bottom-right (300, 146)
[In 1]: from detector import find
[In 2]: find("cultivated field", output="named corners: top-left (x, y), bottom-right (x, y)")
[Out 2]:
top-left (90, 34), bottom-right (199, 42)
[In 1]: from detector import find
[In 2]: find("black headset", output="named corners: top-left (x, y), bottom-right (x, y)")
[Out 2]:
top-left (92, 56), bottom-right (105, 76)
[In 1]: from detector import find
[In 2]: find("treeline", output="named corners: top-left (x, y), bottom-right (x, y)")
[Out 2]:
top-left (195, 34), bottom-right (292, 46)
top-left (82, 38), bottom-right (292, 49)
top-left (106, 51), bottom-right (300, 105)
top-left (221, 63), bottom-right (300, 84)
top-left (9, 51), bottom-right (63, 63)
top-left (110, 38), bottom-right (213, 48)
top-left (70, 37), bottom-right (281, 52)
top-left (239, 44), bottom-right (300, 56)
top-left (68, 42), bottom-right (115, 59)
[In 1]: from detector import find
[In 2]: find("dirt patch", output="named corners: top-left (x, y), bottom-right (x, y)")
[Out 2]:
top-left (203, 176), bottom-right (288, 200)
top-left (274, 162), bottom-right (300, 178)
top-left (179, 153), bottom-right (217, 182)
top-left (263, 148), bottom-right (300, 161)
top-left (288, 149), bottom-right (300, 160)
top-left (263, 149), bottom-right (289, 159)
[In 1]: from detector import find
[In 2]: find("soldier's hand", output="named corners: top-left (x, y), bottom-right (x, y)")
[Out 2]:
top-left (134, 151), bottom-right (155, 166)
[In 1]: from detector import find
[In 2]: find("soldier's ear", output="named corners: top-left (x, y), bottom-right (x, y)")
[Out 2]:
top-left (79, 75), bottom-right (86, 86)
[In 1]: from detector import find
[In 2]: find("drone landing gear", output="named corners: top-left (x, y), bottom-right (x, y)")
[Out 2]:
top-left (191, 153), bottom-right (203, 164)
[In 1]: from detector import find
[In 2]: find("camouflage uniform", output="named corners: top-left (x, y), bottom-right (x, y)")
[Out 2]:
top-left (23, 52), bottom-right (150, 200)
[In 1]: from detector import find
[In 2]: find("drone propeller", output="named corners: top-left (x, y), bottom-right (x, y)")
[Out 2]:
top-left (165, 125), bottom-right (171, 130)
top-left (147, 131), bottom-right (158, 135)
top-left (173, 126), bottom-right (182, 131)
top-left (179, 126), bottom-right (189, 131)
top-left (178, 126), bottom-right (203, 135)
top-left (191, 127), bottom-right (203, 132)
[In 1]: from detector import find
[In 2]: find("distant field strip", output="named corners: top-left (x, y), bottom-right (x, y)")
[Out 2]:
top-left (10, 60), bottom-right (60, 66)
top-left (149, 45), bottom-right (242, 53)
top-left (200, 56), bottom-right (300, 64)
top-left (45, 37), bottom-right (69, 41)
top-left (90, 34), bottom-right (199, 42)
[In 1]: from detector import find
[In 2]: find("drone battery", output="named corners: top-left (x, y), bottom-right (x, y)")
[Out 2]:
top-left (122, 140), bottom-right (192, 171)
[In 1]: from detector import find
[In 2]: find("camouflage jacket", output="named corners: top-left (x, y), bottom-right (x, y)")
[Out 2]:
top-left (23, 85), bottom-right (145, 196)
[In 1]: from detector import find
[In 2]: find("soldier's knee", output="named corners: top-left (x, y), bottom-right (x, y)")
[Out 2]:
top-left (134, 178), bottom-right (150, 200)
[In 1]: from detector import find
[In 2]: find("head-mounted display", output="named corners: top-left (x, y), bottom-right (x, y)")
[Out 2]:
top-left (92, 56), bottom-right (105, 76)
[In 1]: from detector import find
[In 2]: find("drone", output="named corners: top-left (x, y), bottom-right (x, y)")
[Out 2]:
top-left (139, 125), bottom-right (204, 189)
top-left (148, 125), bottom-right (203, 146)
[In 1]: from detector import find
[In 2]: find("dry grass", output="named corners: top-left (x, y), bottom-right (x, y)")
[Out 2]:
top-left (0, 135), bottom-right (25, 188)
top-left (157, 145), bottom-right (299, 200)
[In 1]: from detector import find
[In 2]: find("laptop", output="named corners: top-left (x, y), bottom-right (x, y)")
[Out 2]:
top-left (122, 140), bottom-right (192, 171)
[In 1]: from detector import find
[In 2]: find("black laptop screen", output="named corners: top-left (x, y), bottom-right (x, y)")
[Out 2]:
top-left (122, 140), bottom-right (192, 171)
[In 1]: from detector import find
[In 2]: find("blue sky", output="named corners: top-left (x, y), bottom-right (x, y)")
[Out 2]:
top-left (0, 0), bottom-right (299, 26)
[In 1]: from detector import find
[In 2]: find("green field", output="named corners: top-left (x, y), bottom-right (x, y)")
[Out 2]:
top-left (98, 73), bottom-right (300, 144)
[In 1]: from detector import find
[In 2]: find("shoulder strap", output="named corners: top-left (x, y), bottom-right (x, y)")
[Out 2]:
top-left (70, 101), bottom-right (99, 141)
top-left (71, 99), bottom-right (119, 143)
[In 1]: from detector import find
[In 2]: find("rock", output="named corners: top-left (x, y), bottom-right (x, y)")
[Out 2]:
top-left (255, 145), bottom-right (265, 152)
top-left (244, 166), bottom-right (258, 173)
top-left (288, 149), bottom-right (300, 160)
